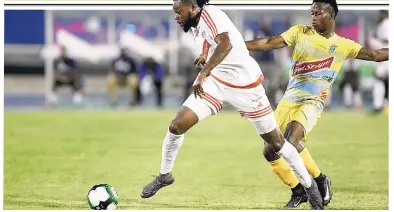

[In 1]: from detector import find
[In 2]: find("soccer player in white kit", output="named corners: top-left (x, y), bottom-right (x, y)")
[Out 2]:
top-left (141, 0), bottom-right (323, 209)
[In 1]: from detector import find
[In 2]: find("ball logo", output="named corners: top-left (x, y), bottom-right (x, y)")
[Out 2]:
top-left (112, 188), bottom-right (118, 198)
top-left (292, 57), bottom-right (334, 76)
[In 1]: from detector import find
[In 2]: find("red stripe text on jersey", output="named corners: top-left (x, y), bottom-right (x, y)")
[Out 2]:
top-left (292, 56), bottom-right (334, 76)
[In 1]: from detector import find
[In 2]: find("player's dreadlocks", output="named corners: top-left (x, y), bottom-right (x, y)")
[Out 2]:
top-left (312, 0), bottom-right (338, 17)
top-left (178, 0), bottom-right (210, 8)
top-left (195, 0), bottom-right (210, 7)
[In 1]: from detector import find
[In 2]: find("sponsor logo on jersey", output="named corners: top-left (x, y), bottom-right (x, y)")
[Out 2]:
top-left (292, 57), bottom-right (334, 76)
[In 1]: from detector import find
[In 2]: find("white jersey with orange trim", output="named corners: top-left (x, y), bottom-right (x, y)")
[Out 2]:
top-left (191, 5), bottom-right (263, 87)
top-left (182, 5), bottom-right (277, 135)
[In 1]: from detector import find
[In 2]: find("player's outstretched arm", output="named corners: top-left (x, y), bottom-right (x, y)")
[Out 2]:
top-left (356, 47), bottom-right (388, 62)
top-left (245, 35), bottom-right (287, 51)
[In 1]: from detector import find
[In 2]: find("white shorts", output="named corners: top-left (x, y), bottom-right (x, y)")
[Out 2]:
top-left (182, 76), bottom-right (278, 135)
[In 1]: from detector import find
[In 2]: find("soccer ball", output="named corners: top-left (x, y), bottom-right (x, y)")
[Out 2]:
top-left (87, 184), bottom-right (119, 210)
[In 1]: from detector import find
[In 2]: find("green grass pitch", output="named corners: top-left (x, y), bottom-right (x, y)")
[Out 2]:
top-left (4, 110), bottom-right (388, 209)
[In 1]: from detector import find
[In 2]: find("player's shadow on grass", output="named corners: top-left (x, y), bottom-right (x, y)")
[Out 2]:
top-left (120, 197), bottom-right (289, 210)
top-left (4, 199), bottom-right (84, 209)
top-left (335, 186), bottom-right (387, 194)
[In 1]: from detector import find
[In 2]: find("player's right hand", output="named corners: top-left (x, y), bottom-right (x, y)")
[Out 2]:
top-left (193, 72), bottom-right (207, 99)
top-left (193, 54), bottom-right (206, 68)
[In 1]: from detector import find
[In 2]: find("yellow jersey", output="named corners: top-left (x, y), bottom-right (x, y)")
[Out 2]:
top-left (280, 24), bottom-right (362, 103)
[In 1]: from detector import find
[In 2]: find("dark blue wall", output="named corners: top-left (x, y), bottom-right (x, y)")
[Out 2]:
top-left (5, 10), bottom-right (45, 44)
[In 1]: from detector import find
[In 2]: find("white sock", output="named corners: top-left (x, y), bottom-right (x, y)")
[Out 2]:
top-left (160, 130), bottom-right (184, 174)
top-left (73, 92), bottom-right (83, 105)
top-left (343, 84), bottom-right (353, 107)
top-left (373, 80), bottom-right (385, 110)
top-left (276, 141), bottom-right (312, 188)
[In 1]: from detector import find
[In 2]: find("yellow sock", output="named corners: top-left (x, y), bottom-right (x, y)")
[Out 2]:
top-left (269, 157), bottom-right (300, 189)
top-left (300, 148), bottom-right (321, 178)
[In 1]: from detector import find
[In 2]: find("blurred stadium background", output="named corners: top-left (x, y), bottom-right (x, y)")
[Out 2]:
top-left (4, 7), bottom-right (389, 210)
top-left (4, 9), bottom-right (387, 110)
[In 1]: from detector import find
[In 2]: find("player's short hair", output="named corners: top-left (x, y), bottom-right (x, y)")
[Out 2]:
top-left (313, 0), bottom-right (338, 17)
top-left (179, 0), bottom-right (210, 8)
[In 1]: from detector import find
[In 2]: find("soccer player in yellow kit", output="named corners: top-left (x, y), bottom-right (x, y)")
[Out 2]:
top-left (246, 0), bottom-right (389, 208)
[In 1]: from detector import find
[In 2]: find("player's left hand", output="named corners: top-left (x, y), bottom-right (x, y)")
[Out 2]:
top-left (193, 54), bottom-right (206, 68)
top-left (193, 70), bottom-right (209, 99)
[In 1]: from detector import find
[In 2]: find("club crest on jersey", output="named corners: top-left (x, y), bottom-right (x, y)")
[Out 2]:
top-left (201, 31), bottom-right (207, 39)
top-left (329, 44), bottom-right (337, 53)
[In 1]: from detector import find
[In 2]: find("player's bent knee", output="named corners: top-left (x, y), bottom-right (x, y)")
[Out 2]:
top-left (284, 121), bottom-right (302, 137)
top-left (263, 144), bottom-right (280, 162)
top-left (286, 136), bottom-right (301, 146)
top-left (284, 121), bottom-right (305, 151)
top-left (259, 128), bottom-right (285, 152)
top-left (168, 120), bottom-right (181, 135)
top-left (169, 106), bottom-right (200, 135)
top-left (169, 119), bottom-right (186, 135)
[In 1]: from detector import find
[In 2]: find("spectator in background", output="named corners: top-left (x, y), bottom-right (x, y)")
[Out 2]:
top-left (48, 45), bottom-right (83, 107)
top-left (253, 20), bottom-right (280, 104)
top-left (274, 48), bottom-right (293, 107)
top-left (184, 65), bottom-right (200, 101)
top-left (106, 47), bottom-right (138, 107)
top-left (368, 10), bottom-right (389, 114)
top-left (177, 46), bottom-right (200, 102)
top-left (339, 59), bottom-right (363, 110)
top-left (136, 57), bottom-right (164, 108)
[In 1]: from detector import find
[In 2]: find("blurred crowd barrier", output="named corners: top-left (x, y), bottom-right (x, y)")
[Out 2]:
top-left (4, 9), bottom-right (387, 110)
